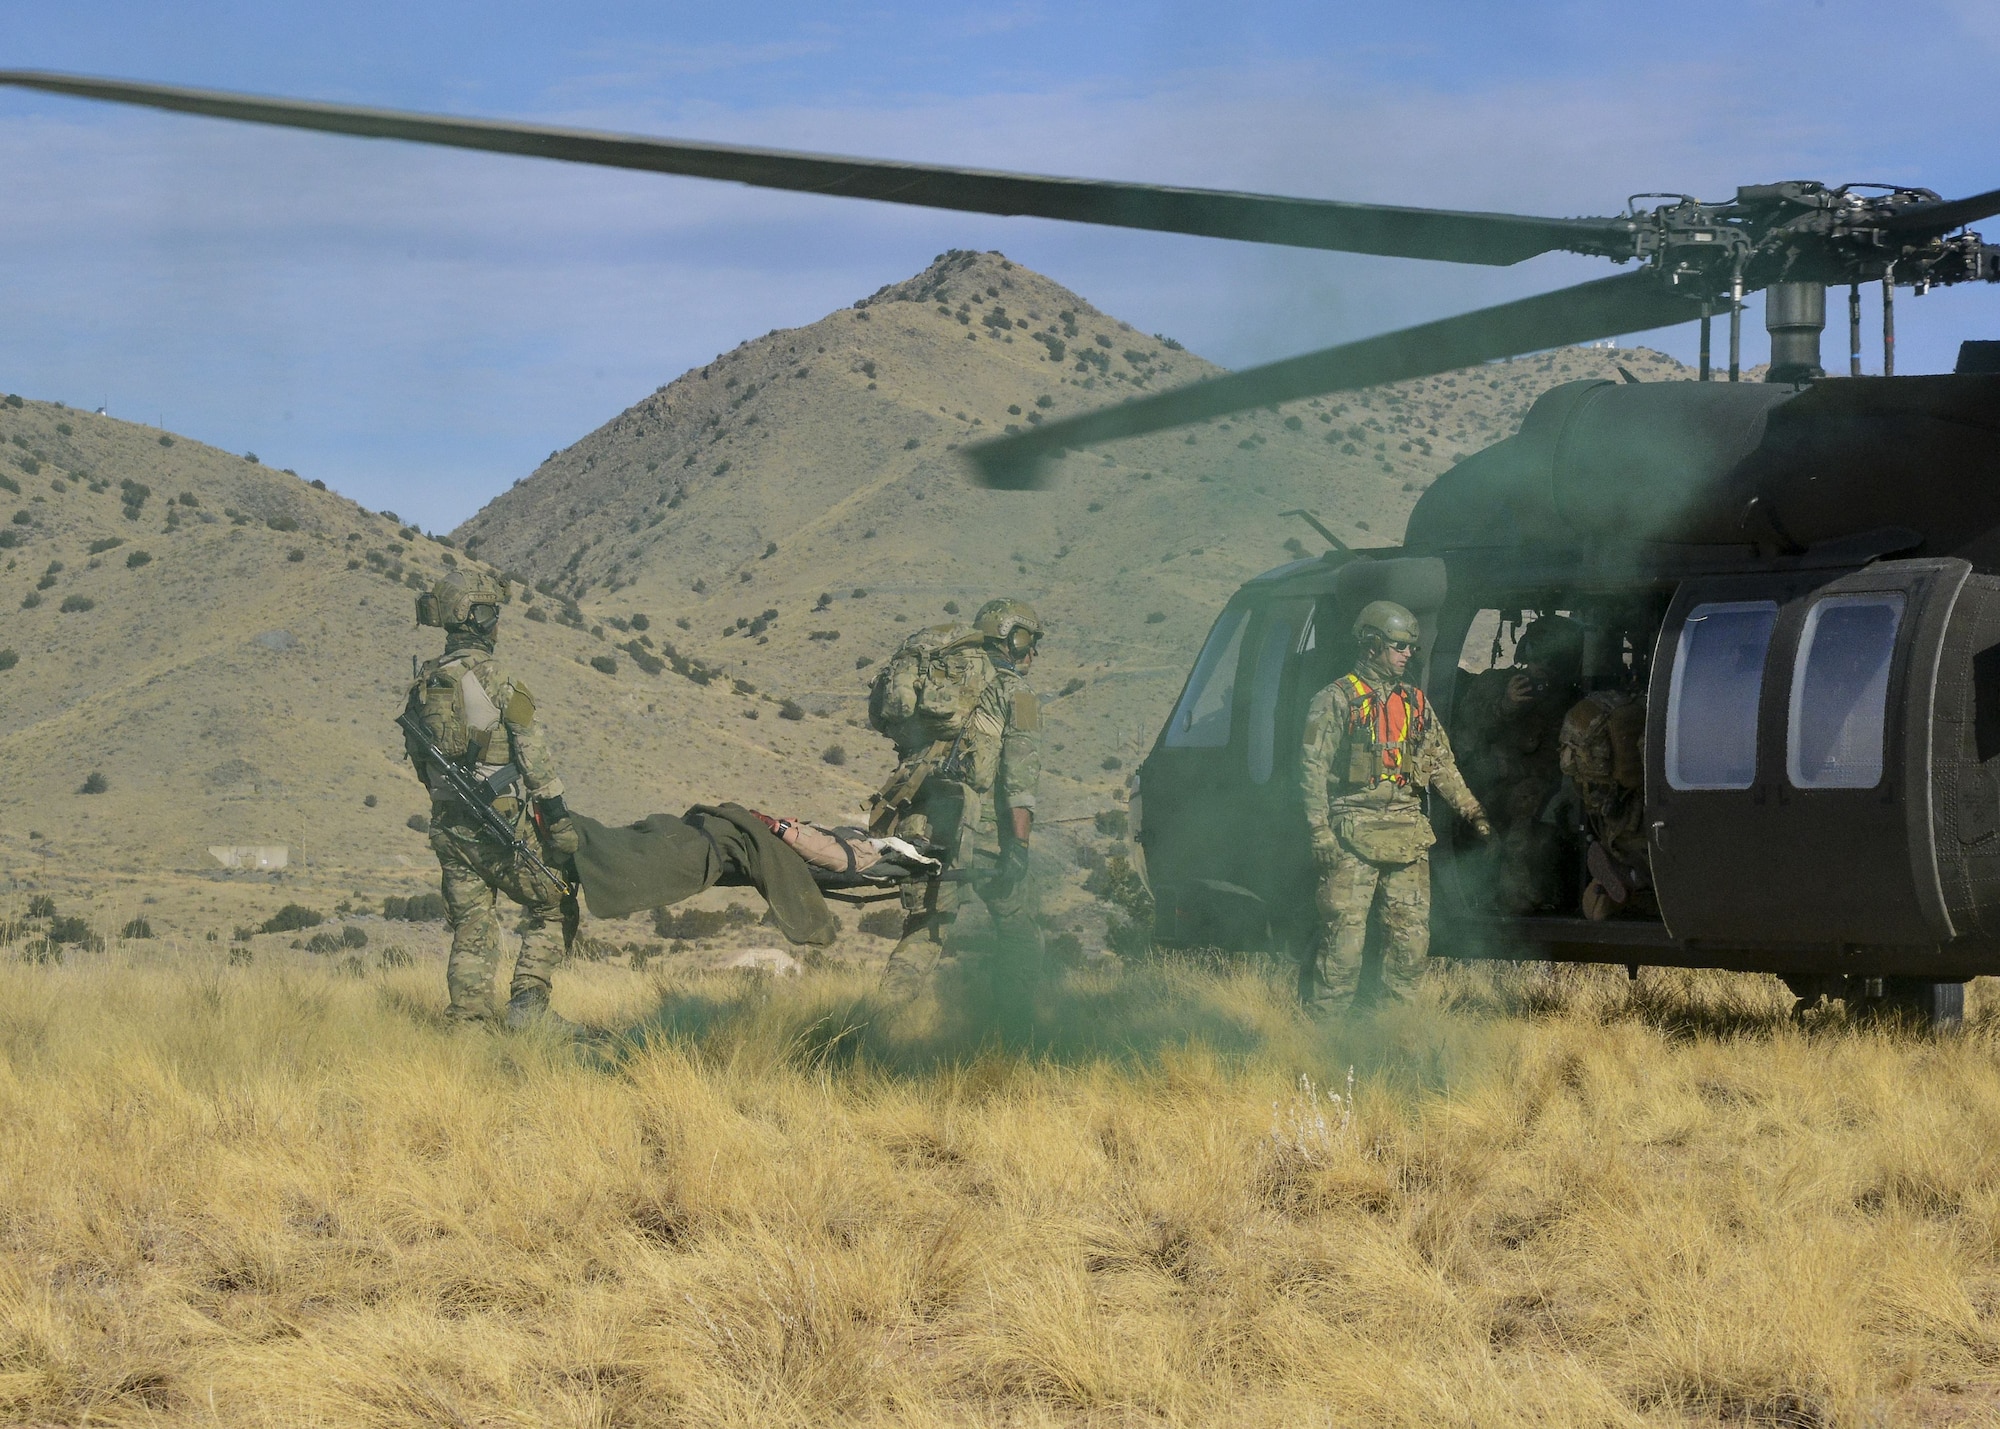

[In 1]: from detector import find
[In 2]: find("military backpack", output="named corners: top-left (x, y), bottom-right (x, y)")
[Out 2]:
top-left (866, 623), bottom-right (994, 758)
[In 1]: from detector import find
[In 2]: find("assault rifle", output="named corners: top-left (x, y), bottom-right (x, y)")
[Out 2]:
top-left (396, 708), bottom-right (576, 898)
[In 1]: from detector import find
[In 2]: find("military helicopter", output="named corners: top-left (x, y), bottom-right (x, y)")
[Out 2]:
top-left (8, 71), bottom-right (2000, 1021)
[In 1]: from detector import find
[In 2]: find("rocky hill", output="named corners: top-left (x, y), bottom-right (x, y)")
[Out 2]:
top-left (0, 399), bottom-right (893, 934)
top-left (459, 249), bottom-right (1691, 802)
top-left (0, 251), bottom-right (1692, 940)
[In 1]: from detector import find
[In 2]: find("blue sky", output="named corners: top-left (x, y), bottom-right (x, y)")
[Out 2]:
top-left (4, 0), bottom-right (1998, 529)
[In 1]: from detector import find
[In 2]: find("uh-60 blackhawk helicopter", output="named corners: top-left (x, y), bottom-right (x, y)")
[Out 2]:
top-left (8, 70), bottom-right (2000, 1021)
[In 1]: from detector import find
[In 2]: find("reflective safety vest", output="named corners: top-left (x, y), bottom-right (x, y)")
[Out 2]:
top-left (1341, 672), bottom-right (1429, 790)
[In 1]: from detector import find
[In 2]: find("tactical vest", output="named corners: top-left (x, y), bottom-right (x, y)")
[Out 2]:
top-left (408, 652), bottom-right (514, 775)
top-left (1339, 672), bottom-right (1429, 793)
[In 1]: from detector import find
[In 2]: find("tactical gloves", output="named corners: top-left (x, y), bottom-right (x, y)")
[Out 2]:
top-left (987, 838), bottom-right (1031, 897)
top-left (1471, 813), bottom-right (1494, 839)
top-left (1310, 826), bottom-right (1341, 867)
top-left (535, 795), bottom-right (580, 855)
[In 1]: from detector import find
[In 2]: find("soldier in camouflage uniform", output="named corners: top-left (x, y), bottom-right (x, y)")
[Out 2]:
top-left (878, 598), bottom-right (1044, 1017)
top-left (401, 572), bottom-right (580, 1027)
top-left (1299, 601), bottom-right (1490, 1010)
top-left (1560, 685), bottom-right (1653, 919)
top-left (1454, 615), bottom-right (1584, 913)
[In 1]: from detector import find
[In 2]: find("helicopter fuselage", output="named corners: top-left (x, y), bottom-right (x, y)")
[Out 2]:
top-left (1134, 370), bottom-right (2000, 1006)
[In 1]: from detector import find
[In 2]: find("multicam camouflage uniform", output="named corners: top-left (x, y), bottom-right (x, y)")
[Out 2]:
top-left (1453, 616), bottom-right (1584, 913)
top-left (879, 603), bottom-right (1044, 1012)
top-left (1559, 689), bottom-right (1653, 918)
top-left (1299, 650), bottom-right (1485, 1009)
top-left (402, 574), bottom-right (576, 1023)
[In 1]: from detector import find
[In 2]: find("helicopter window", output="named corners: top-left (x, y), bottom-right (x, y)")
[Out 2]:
top-left (1787, 593), bottom-right (1903, 789)
top-left (1665, 600), bottom-right (1778, 790)
top-left (1247, 599), bottom-right (1316, 784)
top-left (1163, 605), bottom-right (1250, 748)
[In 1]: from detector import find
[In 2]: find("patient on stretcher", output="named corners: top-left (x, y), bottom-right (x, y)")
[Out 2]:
top-left (749, 812), bottom-right (941, 883)
top-left (567, 801), bottom-right (944, 948)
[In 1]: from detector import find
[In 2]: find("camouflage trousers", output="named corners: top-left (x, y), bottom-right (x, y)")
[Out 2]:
top-left (880, 785), bottom-right (1043, 1017)
top-left (430, 815), bottom-right (576, 1022)
top-left (1300, 849), bottom-right (1431, 1010)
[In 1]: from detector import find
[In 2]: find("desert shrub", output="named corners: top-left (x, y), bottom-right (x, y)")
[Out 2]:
top-left (266, 516), bottom-right (300, 533)
top-left (27, 896), bottom-right (57, 918)
top-left (779, 700), bottom-right (806, 721)
top-left (621, 641), bottom-right (663, 676)
top-left (78, 771), bottom-right (108, 794)
top-left (1101, 755), bottom-right (1123, 771)
top-left (382, 892), bottom-right (447, 922)
top-left (157, 433), bottom-right (173, 447)
top-left (177, 491), bottom-right (199, 507)
top-left (120, 917), bottom-right (154, 939)
top-left (1085, 854), bottom-right (1155, 958)
top-left (1046, 930), bottom-right (1085, 966)
top-left (17, 457), bottom-right (39, 476)
top-left (1145, 611), bottom-right (1166, 624)
top-left (822, 745), bottom-right (846, 765)
top-left (9, 510), bottom-right (27, 525)
top-left (304, 931), bottom-right (342, 955)
top-left (226, 945), bottom-right (253, 965)
top-left (19, 940), bottom-right (62, 966)
top-left (363, 794), bottom-right (377, 807)
top-left (47, 915), bottom-right (94, 946)
top-left (126, 550), bottom-right (151, 569)
top-left (858, 907), bottom-right (904, 939)
top-left (0, 531), bottom-right (19, 550)
top-left (648, 900), bottom-right (756, 944)
top-left (809, 630), bottom-right (840, 642)
top-left (245, 452), bottom-right (260, 465)
top-left (87, 536), bottom-right (123, 554)
top-left (59, 595), bottom-right (94, 614)
top-left (629, 612), bottom-right (650, 630)
top-left (0, 650), bottom-right (16, 672)
top-left (341, 925), bottom-right (368, 948)
top-left (524, 605), bottom-right (548, 622)
top-left (407, 814), bottom-right (430, 832)
top-left (260, 904), bottom-right (323, 934)
top-left (287, 548), bottom-right (305, 563)
top-left (1059, 677), bottom-right (1085, 697)
top-left (0, 474), bottom-right (16, 495)
top-left (855, 655), bottom-right (874, 669)
top-left (590, 654), bottom-right (618, 676)
top-left (378, 944), bottom-right (412, 968)
top-left (1095, 809), bottom-right (1130, 838)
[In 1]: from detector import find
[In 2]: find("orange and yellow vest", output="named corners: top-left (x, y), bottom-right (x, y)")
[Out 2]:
top-left (1340, 672), bottom-right (1429, 791)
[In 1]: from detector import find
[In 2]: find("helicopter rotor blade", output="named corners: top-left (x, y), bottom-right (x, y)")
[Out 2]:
top-left (1879, 185), bottom-right (2000, 235)
top-left (0, 69), bottom-right (1637, 266)
top-left (966, 269), bottom-right (1715, 489)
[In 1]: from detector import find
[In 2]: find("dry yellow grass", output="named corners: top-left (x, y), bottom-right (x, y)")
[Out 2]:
top-left (3, 939), bottom-right (1999, 1427)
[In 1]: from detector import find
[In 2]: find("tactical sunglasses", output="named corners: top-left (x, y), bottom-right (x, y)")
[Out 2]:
top-left (1383, 638), bottom-right (1418, 653)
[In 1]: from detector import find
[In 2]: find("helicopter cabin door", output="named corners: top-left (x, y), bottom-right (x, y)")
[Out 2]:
top-left (1646, 559), bottom-right (1970, 947)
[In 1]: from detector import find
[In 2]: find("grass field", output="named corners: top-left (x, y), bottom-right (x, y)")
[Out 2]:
top-left (2, 937), bottom-right (1999, 1427)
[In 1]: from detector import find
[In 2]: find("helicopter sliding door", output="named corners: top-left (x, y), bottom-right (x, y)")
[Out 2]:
top-left (1647, 559), bottom-right (1970, 947)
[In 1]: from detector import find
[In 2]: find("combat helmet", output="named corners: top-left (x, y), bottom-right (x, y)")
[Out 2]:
top-left (974, 597), bottom-right (1043, 662)
top-left (1513, 613), bottom-right (1584, 679)
top-left (1352, 600), bottom-right (1421, 652)
top-left (416, 570), bottom-right (509, 632)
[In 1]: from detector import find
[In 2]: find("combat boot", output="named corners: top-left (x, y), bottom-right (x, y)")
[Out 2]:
top-left (503, 982), bottom-right (578, 1032)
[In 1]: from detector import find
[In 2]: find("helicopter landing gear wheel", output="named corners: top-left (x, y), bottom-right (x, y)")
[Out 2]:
top-left (1875, 978), bottom-right (1965, 1030)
